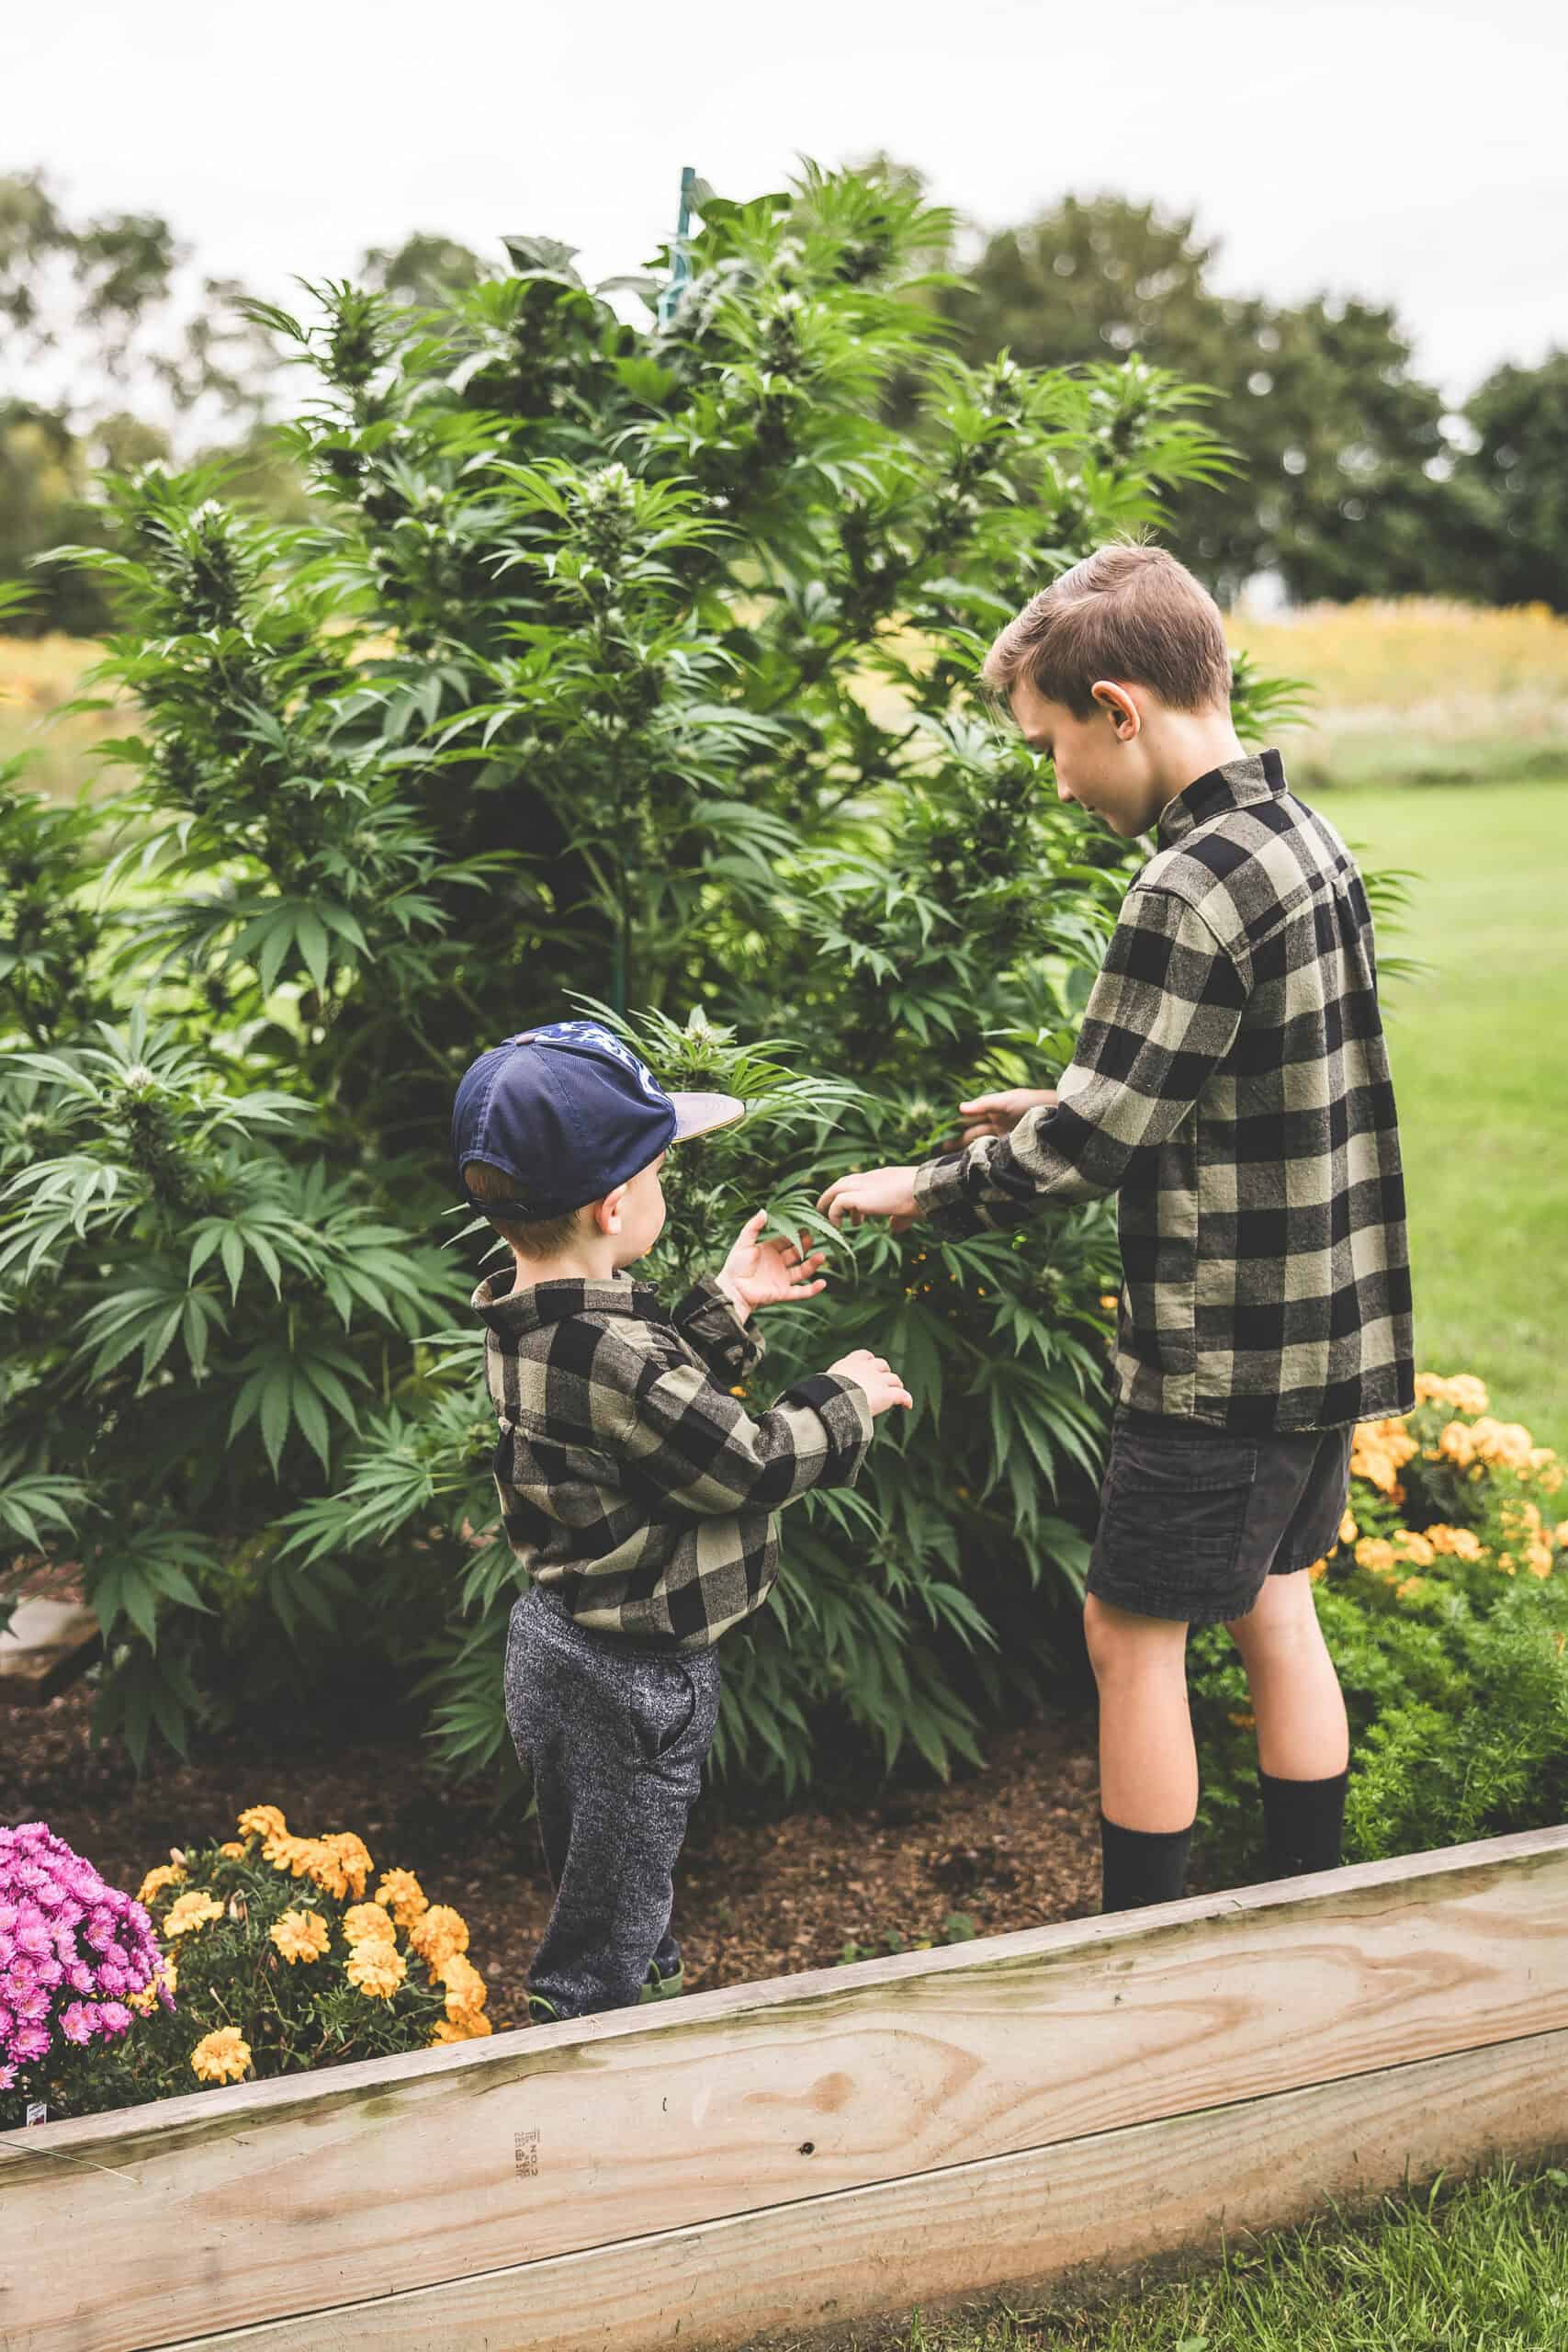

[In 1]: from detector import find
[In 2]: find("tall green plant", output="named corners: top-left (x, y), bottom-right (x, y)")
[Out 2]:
top-left (2, 164), bottom-right (1293, 1776)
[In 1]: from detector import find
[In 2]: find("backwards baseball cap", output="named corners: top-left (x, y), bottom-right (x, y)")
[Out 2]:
top-left (452, 1019), bottom-right (744, 1224)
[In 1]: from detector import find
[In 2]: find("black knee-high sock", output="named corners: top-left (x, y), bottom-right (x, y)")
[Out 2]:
top-left (1258, 1767), bottom-right (1348, 1878)
top-left (1099, 1813), bottom-right (1194, 1914)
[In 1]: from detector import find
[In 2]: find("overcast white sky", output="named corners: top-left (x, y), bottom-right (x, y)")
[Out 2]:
top-left (7, 0), bottom-right (1564, 407)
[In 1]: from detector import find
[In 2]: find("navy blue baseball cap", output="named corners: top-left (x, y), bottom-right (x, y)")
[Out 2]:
top-left (452, 1019), bottom-right (745, 1223)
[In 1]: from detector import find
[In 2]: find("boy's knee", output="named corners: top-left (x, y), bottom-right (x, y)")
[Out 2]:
top-left (1083, 1591), bottom-right (1185, 1679)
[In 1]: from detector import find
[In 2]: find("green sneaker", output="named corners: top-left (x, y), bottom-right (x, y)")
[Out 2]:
top-left (639, 1957), bottom-right (684, 2003)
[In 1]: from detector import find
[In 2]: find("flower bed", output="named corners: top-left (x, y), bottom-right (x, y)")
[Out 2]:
top-left (1, 1803), bottom-right (489, 2129)
top-left (1192, 1373), bottom-right (1568, 1876)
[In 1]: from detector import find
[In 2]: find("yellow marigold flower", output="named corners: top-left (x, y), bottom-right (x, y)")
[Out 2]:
top-left (321, 1832), bottom-right (373, 1902)
top-left (1355, 1537), bottom-right (1396, 1575)
top-left (263, 1826), bottom-right (304, 1871)
top-left (164, 1891), bottom-right (225, 1939)
top-left (1306, 1556), bottom-right (1329, 1581)
top-left (218, 1841), bottom-right (247, 1859)
top-left (1526, 1543), bottom-right (1553, 1578)
top-left (136, 1862), bottom-right (186, 1907)
top-left (1393, 1532), bottom-right (1436, 1567)
top-left (437, 1952), bottom-right (488, 2022)
top-left (374, 1869), bottom-right (429, 1928)
top-left (238, 1804), bottom-right (288, 1841)
top-left (1497, 1552), bottom-right (1517, 1575)
top-left (1338, 1510), bottom-right (1358, 1545)
top-left (1538, 1461), bottom-right (1564, 1496)
top-left (1414, 1373), bottom-right (1454, 1406)
top-left (1445, 1375), bottom-right (1490, 1415)
top-left (1438, 1421), bottom-right (1478, 1468)
top-left (429, 2013), bottom-right (493, 2045)
top-left (408, 1905), bottom-right (468, 1969)
top-left (345, 1943), bottom-right (407, 2000)
top-left (130, 1955), bottom-right (176, 2014)
top-left (270, 1907), bottom-right (331, 1964)
top-left (190, 2027), bottom-right (252, 2085)
top-left (1473, 1419), bottom-right (1535, 1470)
top-left (344, 1902), bottom-right (397, 1947)
top-left (1425, 1523), bottom-right (1484, 1561)
top-left (1099, 1292), bottom-right (1120, 1314)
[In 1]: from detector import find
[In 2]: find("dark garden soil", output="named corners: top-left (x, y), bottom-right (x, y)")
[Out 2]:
top-left (2, 1684), bottom-right (1104, 2030)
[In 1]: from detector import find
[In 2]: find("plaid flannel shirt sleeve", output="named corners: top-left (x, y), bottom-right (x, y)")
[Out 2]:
top-left (913, 885), bottom-right (1250, 1234)
top-left (613, 1338), bottom-right (874, 1518)
top-left (669, 1275), bottom-right (767, 1385)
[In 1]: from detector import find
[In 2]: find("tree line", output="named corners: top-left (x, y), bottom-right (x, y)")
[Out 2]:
top-left (2, 166), bottom-right (1564, 631)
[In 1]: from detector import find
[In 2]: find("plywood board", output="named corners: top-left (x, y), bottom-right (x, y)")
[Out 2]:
top-left (175, 2026), bottom-right (1568, 2352)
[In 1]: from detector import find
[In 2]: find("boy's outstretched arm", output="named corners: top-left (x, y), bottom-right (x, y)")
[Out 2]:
top-left (818, 886), bottom-right (1249, 1236)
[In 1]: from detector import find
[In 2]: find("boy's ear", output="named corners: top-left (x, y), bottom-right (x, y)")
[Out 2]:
top-left (593, 1183), bottom-right (629, 1236)
top-left (1090, 680), bottom-right (1141, 740)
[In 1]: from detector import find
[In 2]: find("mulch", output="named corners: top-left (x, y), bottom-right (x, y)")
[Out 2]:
top-left (2, 1686), bottom-right (1104, 2030)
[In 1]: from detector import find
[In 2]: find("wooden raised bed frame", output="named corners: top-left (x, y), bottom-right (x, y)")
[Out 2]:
top-left (4, 1826), bottom-right (1566, 2352)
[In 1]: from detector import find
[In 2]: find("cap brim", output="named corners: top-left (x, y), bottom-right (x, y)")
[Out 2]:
top-left (668, 1091), bottom-right (746, 1142)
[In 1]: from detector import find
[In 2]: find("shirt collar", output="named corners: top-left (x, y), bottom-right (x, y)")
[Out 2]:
top-left (1156, 747), bottom-right (1287, 849)
top-left (471, 1269), bottom-right (671, 1338)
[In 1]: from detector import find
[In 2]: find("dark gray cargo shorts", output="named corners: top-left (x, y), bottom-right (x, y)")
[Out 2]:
top-left (1086, 1406), bottom-right (1354, 1627)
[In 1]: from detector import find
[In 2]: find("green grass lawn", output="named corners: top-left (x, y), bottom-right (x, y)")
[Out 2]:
top-left (807, 2164), bottom-right (1568, 2351)
top-left (1312, 776), bottom-right (1568, 1464)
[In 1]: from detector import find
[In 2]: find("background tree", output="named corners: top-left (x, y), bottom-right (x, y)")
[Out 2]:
top-left (936, 193), bottom-right (1469, 603)
top-left (1449, 351), bottom-right (1568, 611)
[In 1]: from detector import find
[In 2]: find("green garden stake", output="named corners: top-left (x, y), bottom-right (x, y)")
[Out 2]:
top-left (658, 165), bottom-right (696, 328)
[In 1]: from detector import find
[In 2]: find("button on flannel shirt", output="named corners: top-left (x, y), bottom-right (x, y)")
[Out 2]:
top-left (473, 1270), bottom-right (874, 1649)
top-left (913, 750), bottom-right (1415, 1433)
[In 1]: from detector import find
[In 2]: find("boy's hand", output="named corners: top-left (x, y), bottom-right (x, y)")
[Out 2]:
top-left (953, 1088), bottom-right (1058, 1147)
top-left (816, 1167), bottom-right (920, 1232)
top-left (715, 1211), bottom-right (829, 1322)
top-left (827, 1349), bottom-right (914, 1417)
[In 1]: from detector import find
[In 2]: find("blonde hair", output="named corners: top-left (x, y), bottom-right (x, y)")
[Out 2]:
top-left (463, 1159), bottom-right (586, 1258)
top-left (981, 544), bottom-right (1232, 718)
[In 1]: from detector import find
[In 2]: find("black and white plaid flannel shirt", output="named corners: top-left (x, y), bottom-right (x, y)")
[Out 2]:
top-left (914, 750), bottom-right (1415, 1433)
top-left (473, 1270), bottom-right (874, 1648)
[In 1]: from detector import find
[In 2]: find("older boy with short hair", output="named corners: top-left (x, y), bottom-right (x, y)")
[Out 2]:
top-left (819, 545), bottom-right (1415, 1913)
top-left (456, 1018), bottom-right (911, 2019)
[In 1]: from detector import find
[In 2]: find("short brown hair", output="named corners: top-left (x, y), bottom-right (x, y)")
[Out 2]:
top-left (980, 543), bottom-right (1232, 718)
top-left (463, 1158), bottom-right (586, 1259)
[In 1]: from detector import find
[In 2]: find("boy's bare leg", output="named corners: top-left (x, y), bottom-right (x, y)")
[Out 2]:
top-left (1225, 1573), bottom-right (1349, 1876)
top-left (1224, 1572), bottom-right (1348, 1779)
top-left (1083, 1594), bottom-right (1198, 1910)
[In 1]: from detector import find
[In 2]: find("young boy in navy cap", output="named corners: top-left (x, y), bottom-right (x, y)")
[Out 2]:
top-left (453, 1018), bottom-right (911, 2021)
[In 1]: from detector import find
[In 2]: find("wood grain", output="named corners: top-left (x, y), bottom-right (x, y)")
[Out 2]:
top-left (170, 2027), bottom-right (1568, 2352)
top-left (3, 1829), bottom-right (1566, 2352)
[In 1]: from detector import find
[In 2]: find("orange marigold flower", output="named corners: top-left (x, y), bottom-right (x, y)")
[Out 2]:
top-left (1393, 1532), bottom-right (1436, 1567)
top-left (191, 2027), bottom-right (251, 2085)
top-left (437, 1952), bottom-right (488, 2022)
top-left (136, 1863), bottom-right (186, 1907)
top-left (429, 2013), bottom-right (494, 2044)
top-left (238, 1804), bottom-right (288, 1842)
top-left (1307, 1556), bottom-right (1330, 1581)
top-left (374, 1869), bottom-right (428, 1928)
top-left (320, 1832), bottom-right (373, 1901)
top-left (1338, 1510), bottom-right (1358, 1545)
top-left (270, 1907), bottom-right (331, 1965)
top-left (1444, 1375), bottom-right (1490, 1415)
top-left (345, 1944), bottom-right (407, 2000)
top-left (218, 1841), bottom-right (247, 1859)
top-left (1355, 1537), bottom-right (1396, 1575)
top-left (164, 1891), bottom-right (224, 1939)
top-left (408, 1905), bottom-right (468, 1969)
top-left (1526, 1543), bottom-right (1553, 1578)
top-left (343, 1902), bottom-right (397, 1947)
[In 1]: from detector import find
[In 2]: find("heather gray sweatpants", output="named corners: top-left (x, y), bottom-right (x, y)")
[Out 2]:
top-left (503, 1585), bottom-right (723, 2018)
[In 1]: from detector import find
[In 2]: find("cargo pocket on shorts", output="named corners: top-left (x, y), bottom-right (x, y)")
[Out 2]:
top-left (1102, 1430), bottom-right (1259, 1594)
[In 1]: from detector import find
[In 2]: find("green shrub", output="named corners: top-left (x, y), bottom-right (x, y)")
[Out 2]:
top-left (1, 164), bottom-right (1296, 1785)
top-left (1191, 1374), bottom-right (1568, 1877)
